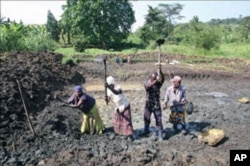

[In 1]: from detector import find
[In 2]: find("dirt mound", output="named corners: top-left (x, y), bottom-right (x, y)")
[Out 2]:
top-left (0, 51), bottom-right (84, 153)
top-left (1, 51), bottom-right (249, 166)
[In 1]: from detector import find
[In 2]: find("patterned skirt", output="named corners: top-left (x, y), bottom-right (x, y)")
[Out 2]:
top-left (80, 104), bottom-right (105, 134)
top-left (113, 104), bottom-right (133, 136)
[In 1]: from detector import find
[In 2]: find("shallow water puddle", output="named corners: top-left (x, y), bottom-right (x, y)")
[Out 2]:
top-left (204, 92), bottom-right (228, 98)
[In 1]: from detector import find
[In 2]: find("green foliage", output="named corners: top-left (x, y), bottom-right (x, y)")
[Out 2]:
top-left (73, 37), bottom-right (87, 52)
top-left (218, 24), bottom-right (239, 43)
top-left (0, 21), bottom-right (26, 52)
top-left (207, 18), bottom-right (241, 25)
top-left (2, 2), bottom-right (250, 63)
top-left (46, 10), bottom-right (60, 42)
top-left (239, 16), bottom-right (250, 42)
top-left (84, 48), bottom-right (110, 55)
top-left (61, 57), bottom-right (79, 65)
top-left (171, 23), bottom-right (190, 44)
top-left (23, 25), bottom-right (58, 52)
top-left (158, 3), bottom-right (184, 23)
top-left (137, 3), bottom-right (184, 44)
top-left (175, 16), bottom-right (221, 50)
top-left (0, 19), bottom-right (58, 53)
top-left (55, 40), bottom-right (250, 65)
top-left (126, 33), bottom-right (142, 45)
top-left (59, 1), bottom-right (73, 46)
top-left (146, 40), bottom-right (158, 50)
top-left (137, 25), bottom-right (153, 45)
top-left (61, 0), bottom-right (135, 50)
top-left (160, 43), bottom-right (250, 60)
top-left (54, 47), bottom-right (78, 56)
top-left (144, 5), bottom-right (168, 39)
top-left (217, 43), bottom-right (250, 59)
top-left (195, 27), bottom-right (220, 50)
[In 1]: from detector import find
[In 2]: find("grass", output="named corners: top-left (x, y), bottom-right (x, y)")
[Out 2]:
top-left (54, 43), bottom-right (250, 74)
top-left (54, 47), bottom-right (80, 57)
top-left (217, 43), bottom-right (250, 59)
top-left (161, 43), bottom-right (250, 60)
top-left (54, 42), bottom-right (250, 65)
top-left (55, 47), bottom-right (137, 57)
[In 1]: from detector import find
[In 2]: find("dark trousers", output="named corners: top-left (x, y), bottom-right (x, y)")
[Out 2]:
top-left (144, 101), bottom-right (163, 131)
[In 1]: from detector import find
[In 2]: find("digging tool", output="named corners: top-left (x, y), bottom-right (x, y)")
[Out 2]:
top-left (16, 80), bottom-right (36, 137)
top-left (156, 39), bottom-right (165, 81)
top-left (103, 56), bottom-right (109, 105)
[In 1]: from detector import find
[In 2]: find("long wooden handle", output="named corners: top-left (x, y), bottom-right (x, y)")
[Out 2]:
top-left (16, 80), bottom-right (36, 137)
top-left (104, 56), bottom-right (108, 105)
top-left (158, 44), bottom-right (161, 66)
top-left (157, 44), bottom-right (162, 81)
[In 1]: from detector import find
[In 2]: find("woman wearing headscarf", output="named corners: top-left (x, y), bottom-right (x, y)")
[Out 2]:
top-left (61, 85), bottom-right (105, 135)
top-left (105, 76), bottom-right (134, 139)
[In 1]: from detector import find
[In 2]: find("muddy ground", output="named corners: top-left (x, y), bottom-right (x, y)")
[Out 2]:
top-left (0, 51), bottom-right (250, 166)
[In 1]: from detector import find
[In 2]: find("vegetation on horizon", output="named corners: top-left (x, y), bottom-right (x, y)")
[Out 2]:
top-left (1, 1), bottom-right (250, 62)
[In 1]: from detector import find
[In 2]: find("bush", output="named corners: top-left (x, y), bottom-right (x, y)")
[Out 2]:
top-left (74, 40), bottom-right (86, 52)
top-left (62, 58), bottom-right (76, 66)
top-left (195, 28), bottom-right (220, 51)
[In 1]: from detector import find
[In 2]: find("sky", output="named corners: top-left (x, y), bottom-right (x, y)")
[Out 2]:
top-left (1, 1), bottom-right (250, 32)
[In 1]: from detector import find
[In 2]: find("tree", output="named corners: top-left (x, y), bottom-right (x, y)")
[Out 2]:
top-left (144, 6), bottom-right (162, 35)
top-left (46, 10), bottom-right (60, 42)
top-left (137, 25), bottom-right (153, 45)
top-left (171, 23), bottom-right (190, 44)
top-left (0, 20), bottom-right (27, 53)
top-left (240, 16), bottom-right (250, 42)
top-left (59, 0), bottom-right (77, 46)
top-left (158, 3), bottom-right (184, 39)
top-left (61, 0), bottom-right (135, 50)
top-left (189, 16), bottom-right (220, 50)
top-left (0, 17), bottom-right (10, 26)
top-left (139, 3), bottom-right (184, 44)
top-left (139, 5), bottom-right (169, 44)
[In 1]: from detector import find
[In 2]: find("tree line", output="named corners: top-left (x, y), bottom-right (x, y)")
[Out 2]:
top-left (1, 0), bottom-right (250, 54)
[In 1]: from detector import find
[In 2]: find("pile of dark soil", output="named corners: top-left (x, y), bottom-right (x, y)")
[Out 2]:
top-left (0, 51), bottom-right (84, 158)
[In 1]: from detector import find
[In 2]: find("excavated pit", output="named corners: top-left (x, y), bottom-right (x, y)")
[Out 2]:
top-left (0, 51), bottom-right (249, 166)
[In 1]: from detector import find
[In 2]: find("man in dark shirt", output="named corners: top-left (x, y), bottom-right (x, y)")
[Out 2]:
top-left (143, 65), bottom-right (165, 140)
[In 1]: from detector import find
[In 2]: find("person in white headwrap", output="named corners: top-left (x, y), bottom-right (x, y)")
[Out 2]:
top-left (105, 76), bottom-right (134, 139)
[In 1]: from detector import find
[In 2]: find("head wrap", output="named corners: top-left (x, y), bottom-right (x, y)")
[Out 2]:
top-left (106, 76), bottom-right (116, 85)
top-left (74, 85), bottom-right (82, 92)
